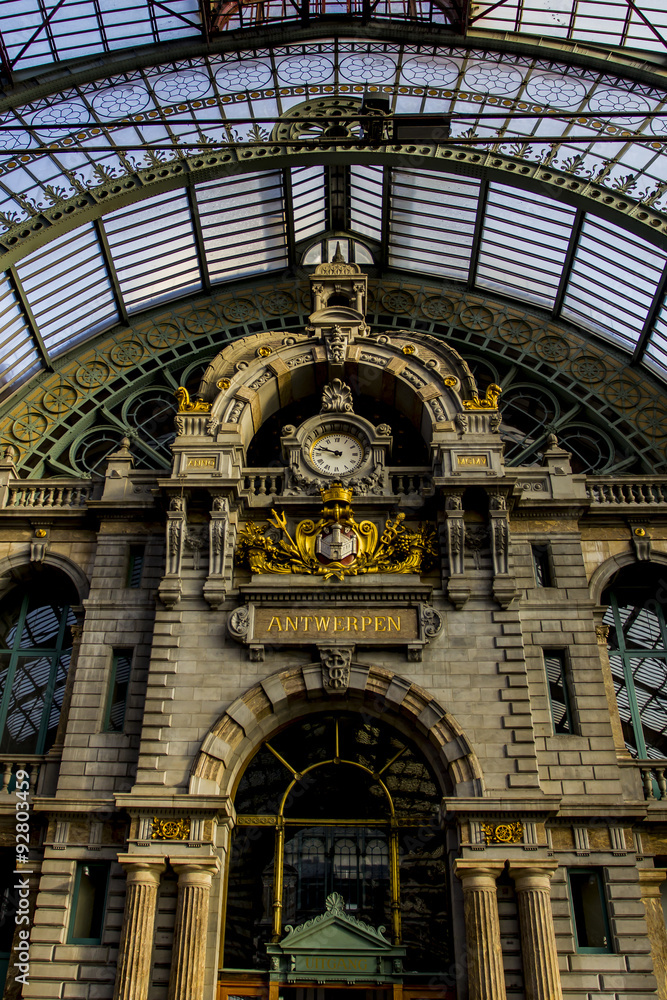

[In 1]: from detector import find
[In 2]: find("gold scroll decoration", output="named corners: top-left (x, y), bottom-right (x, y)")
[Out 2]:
top-left (462, 384), bottom-right (502, 410)
top-left (481, 821), bottom-right (523, 844)
top-left (236, 484), bottom-right (437, 582)
top-left (151, 817), bottom-right (191, 841)
top-left (174, 387), bottom-right (212, 413)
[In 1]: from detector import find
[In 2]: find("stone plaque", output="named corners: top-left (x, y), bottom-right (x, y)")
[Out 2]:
top-left (254, 606), bottom-right (419, 642)
top-left (228, 604), bottom-right (444, 653)
top-left (457, 455), bottom-right (488, 466)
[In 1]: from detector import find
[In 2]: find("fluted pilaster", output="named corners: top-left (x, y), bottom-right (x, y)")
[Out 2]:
top-left (454, 861), bottom-right (507, 1000)
top-left (168, 858), bottom-right (220, 1000)
top-left (114, 858), bottom-right (165, 1000)
top-left (510, 864), bottom-right (562, 1000)
top-left (638, 869), bottom-right (667, 999)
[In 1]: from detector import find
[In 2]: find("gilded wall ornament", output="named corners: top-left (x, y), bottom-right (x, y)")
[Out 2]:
top-left (236, 485), bottom-right (436, 581)
top-left (174, 386), bottom-right (212, 413)
top-left (481, 821), bottom-right (523, 843)
top-left (462, 384), bottom-right (502, 410)
top-left (151, 817), bottom-right (191, 840)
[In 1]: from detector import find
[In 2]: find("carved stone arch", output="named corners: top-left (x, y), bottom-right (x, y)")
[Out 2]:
top-left (189, 662), bottom-right (485, 800)
top-left (589, 550), bottom-right (667, 606)
top-left (0, 549), bottom-right (90, 604)
top-left (201, 327), bottom-right (479, 452)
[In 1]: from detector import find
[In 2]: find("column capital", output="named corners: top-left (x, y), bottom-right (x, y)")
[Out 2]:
top-left (117, 855), bottom-right (166, 885)
top-left (454, 859), bottom-right (506, 887)
top-left (169, 856), bottom-right (220, 873)
top-left (638, 868), bottom-right (667, 898)
top-left (509, 861), bottom-right (558, 893)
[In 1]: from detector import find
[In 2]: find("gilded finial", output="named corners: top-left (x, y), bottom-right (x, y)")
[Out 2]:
top-left (174, 387), bottom-right (212, 413)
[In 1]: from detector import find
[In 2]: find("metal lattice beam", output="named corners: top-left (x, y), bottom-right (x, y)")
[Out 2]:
top-left (632, 260), bottom-right (667, 365)
top-left (6, 266), bottom-right (51, 370)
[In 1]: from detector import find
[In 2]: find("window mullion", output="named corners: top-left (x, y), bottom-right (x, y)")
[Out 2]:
top-left (612, 596), bottom-right (648, 758)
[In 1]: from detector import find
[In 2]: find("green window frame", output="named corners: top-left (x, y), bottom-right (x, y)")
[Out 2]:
top-left (0, 592), bottom-right (74, 757)
top-left (606, 588), bottom-right (667, 759)
top-left (568, 868), bottom-right (612, 954)
top-left (68, 862), bottom-right (110, 945)
top-left (544, 649), bottom-right (576, 735)
top-left (103, 649), bottom-right (133, 733)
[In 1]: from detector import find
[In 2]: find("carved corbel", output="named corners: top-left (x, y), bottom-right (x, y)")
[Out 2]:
top-left (158, 495), bottom-right (187, 608)
top-left (320, 646), bottom-right (353, 693)
top-left (631, 525), bottom-right (652, 561)
top-left (443, 494), bottom-right (470, 610)
top-left (203, 495), bottom-right (235, 609)
top-left (489, 494), bottom-right (519, 609)
top-left (30, 525), bottom-right (50, 564)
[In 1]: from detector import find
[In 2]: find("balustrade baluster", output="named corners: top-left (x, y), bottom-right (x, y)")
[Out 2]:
top-left (642, 767), bottom-right (655, 798)
top-left (28, 764), bottom-right (38, 793)
top-left (257, 476), bottom-right (267, 496)
top-left (1, 762), bottom-right (12, 793)
top-left (657, 769), bottom-right (667, 800)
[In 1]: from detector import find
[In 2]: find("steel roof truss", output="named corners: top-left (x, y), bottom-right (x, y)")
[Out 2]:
top-left (6, 266), bottom-right (50, 370)
top-left (632, 259), bottom-right (667, 365)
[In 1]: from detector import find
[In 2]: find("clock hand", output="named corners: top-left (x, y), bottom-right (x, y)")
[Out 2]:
top-left (316, 446), bottom-right (343, 457)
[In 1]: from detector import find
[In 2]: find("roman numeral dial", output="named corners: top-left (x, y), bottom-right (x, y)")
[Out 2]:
top-left (310, 432), bottom-right (364, 476)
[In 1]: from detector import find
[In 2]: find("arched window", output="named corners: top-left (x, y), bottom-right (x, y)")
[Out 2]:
top-left (603, 565), bottom-right (667, 759)
top-left (0, 573), bottom-right (78, 758)
top-left (223, 713), bottom-right (449, 975)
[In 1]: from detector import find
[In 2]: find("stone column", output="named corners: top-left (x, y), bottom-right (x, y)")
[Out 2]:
top-left (638, 869), bottom-right (667, 999)
top-left (509, 863), bottom-right (562, 1000)
top-left (168, 857), bottom-right (221, 1000)
top-left (114, 858), bottom-right (165, 1000)
top-left (453, 861), bottom-right (507, 1000)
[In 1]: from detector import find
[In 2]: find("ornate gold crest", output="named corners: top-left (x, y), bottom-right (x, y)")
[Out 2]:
top-left (236, 485), bottom-right (436, 581)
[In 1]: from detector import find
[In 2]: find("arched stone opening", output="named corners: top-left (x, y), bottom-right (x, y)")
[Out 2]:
top-left (190, 661), bottom-right (485, 800)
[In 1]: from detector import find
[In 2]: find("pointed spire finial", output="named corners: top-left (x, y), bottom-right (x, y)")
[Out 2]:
top-left (331, 242), bottom-right (346, 264)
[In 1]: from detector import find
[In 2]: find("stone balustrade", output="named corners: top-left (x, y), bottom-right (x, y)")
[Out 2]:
top-left (0, 755), bottom-right (42, 794)
top-left (637, 761), bottom-right (667, 800)
top-left (242, 469), bottom-right (285, 496)
top-left (5, 481), bottom-right (94, 509)
top-left (586, 477), bottom-right (667, 506)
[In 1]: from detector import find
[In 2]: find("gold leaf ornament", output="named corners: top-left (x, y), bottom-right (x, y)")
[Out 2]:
top-left (462, 383), bottom-right (502, 410)
top-left (481, 821), bottom-right (523, 843)
top-left (236, 486), bottom-right (437, 581)
top-left (174, 387), bottom-right (212, 413)
top-left (151, 817), bottom-right (191, 840)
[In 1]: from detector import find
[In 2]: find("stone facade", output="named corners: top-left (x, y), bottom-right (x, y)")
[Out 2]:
top-left (1, 273), bottom-right (667, 1000)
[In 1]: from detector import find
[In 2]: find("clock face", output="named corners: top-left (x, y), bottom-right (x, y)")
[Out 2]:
top-left (309, 432), bottom-right (365, 476)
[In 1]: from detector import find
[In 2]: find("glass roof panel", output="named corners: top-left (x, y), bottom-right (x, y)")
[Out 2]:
top-left (388, 168), bottom-right (480, 280)
top-left (195, 170), bottom-right (288, 282)
top-left (15, 222), bottom-right (117, 353)
top-left (0, 275), bottom-right (40, 391)
top-left (291, 165), bottom-right (327, 243)
top-left (644, 305), bottom-right (667, 380)
top-left (476, 183), bottom-right (577, 308)
top-left (103, 191), bottom-right (201, 313)
top-left (350, 165), bottom-right (384, 242)
top-left (0, 1), bottom-right (201, 72)
top-left (561, 215), bottom-right (667, 351)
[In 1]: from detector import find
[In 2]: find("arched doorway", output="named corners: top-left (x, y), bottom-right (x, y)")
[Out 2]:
top-left (220, 712), bottom-right (453, 1000)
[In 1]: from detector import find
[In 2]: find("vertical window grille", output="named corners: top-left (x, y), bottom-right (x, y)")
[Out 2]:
top-left (104, 650), bottom-right (132, 733)
top-left (544, 650), bottom-right (575, 735)
top-left (126, 545), bottom-right (145, 588)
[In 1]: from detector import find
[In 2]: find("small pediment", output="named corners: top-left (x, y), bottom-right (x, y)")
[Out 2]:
top-left (282, 898), bottom-right (392, 952)
top-left (267, 894), bottom-right (406, 984)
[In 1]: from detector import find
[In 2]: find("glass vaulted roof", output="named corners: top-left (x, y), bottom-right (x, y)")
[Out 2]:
top-left (0, 14), bottom-right (666, 401)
